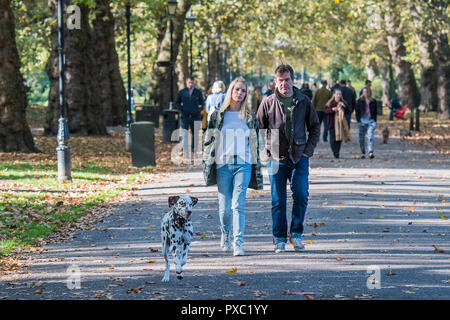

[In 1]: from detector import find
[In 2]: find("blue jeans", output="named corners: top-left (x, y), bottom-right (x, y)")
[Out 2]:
top-left (181, 114), bottom-right (201, 155)
top-left (267, 157), bottom-right (309, 244)
top-left (345, 114), bottom-right (352, 130)
top-left (217, 160), bottom-right (252, 246)
top-left (358, 119), bottom-right (377, 154)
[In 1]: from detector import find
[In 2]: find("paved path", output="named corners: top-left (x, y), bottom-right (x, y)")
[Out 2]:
top-left (1, 123), bottom-right (449, 300)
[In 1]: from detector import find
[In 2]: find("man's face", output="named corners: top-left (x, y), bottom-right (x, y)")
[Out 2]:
top-left (275, 72), bottom-right (294, 97)
top-left (186, 79), bottom-right (194, 90)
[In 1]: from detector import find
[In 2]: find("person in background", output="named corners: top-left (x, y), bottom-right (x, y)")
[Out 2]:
top-left (176, 77), bottom-right (204, 158)
top-left (356, 87), bottom-right (377, 159)
top-left (265, 80), bottom-right (275, 97)
top-left (347, 79), bottom-right (356, 97)
top-left (324, 88), bottom-right (349, 159)
top-left (311, 82), bottom-right (319, 96)
top-left (339, 79), bottom-right (356, 130)
top-left (359, 79), bottom-right (372, 97)
top-left (312, 80), bottom-right (332, 142)
top-left (300, 83), bottom-right (313, 100)
top-left (203, 77), bottom-right (263, 256)
top-left (389, 98), bottom-right (401, 121)
top-left (205, 80), bottom-right (226, 116)
top-left (251, 85), bottom-right (263, 113)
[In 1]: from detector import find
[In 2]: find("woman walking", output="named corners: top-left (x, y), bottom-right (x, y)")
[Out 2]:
top-left (205, 80), bottom-right (226, 116)
top-left (324, 88), bottom-right (349, 158)
top-left (356, 87), bottom-right (377, 159)
top-left (202, 77), bottom-right (263, 256)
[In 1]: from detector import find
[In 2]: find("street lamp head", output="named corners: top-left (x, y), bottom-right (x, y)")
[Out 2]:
top-left (186, 9), bottom-right (195, 29)
top-left (168, 0), bottom-right (177, 16)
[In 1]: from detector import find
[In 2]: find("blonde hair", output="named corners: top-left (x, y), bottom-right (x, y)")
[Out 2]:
top-left (219, 77), bottom-right (249, 120)
top-left (326, 88), bottom-right (344, 107)
top-left (212, 81), bottom-right (226, 94)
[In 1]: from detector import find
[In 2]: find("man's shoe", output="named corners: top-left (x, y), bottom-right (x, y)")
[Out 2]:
top-left (369, 153), bottom-right (375, 159)
top-left (274, 243), bottom-right (285, 253)
top-left (221, 232), bottom-right (231, 252)
top-left (233, 243), bottom-right (244, 256)
top-left (360, 154), bottom-right (366, 159)
top-left (289, 236), bottom-right (305, 252)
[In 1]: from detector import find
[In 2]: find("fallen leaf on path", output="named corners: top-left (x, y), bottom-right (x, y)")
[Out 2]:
top-left (432, 245), bottom-right (445, 253)
top-left (146, 260), bottom-right (156, 263)
top-left (304, 294), bottom-right (314, 300)
top-left (34, 289), bottom-right (43, 295)
top-left (126, 286), bottom-right (144, 294)
top-left (336, 256), bottom-right (343, 261)
top-left (225, 267), bottom-right (238, 274)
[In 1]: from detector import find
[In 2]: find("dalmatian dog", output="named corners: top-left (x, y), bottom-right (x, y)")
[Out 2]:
top-left (161, 195), bottom-right (198, 282)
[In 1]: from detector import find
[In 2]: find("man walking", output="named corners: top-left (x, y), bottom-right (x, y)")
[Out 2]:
top-left (176, 77), bottom-right (204, 158)
top-left (339, 79), bottom-right (356, 129)
top-left (257, 64), bottom-right (320, 253)
top-left (312, 80), bottom-right (332, 142)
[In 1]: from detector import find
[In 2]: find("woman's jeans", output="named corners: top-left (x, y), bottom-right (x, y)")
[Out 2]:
top-left (328, 128), bottom-right (342, 157)
top-left (217, 160), bottom-right (252, 246)
top-left (267, 156), bottom-right (309, 244)
top-left (358, 119), bottom-right (377, 154)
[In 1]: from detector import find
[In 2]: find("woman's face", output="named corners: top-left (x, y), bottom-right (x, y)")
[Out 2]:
top-left (231, 81), bottom-right (247, 105)
top-left (334, 90), bottom-right (342, 101)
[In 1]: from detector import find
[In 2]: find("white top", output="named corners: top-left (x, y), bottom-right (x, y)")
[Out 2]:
top-left (216, 111), bottom-right (250, 166)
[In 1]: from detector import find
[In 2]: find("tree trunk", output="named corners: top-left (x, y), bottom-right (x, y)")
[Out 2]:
top-left (364, 59), bottom-right (377, 81)
top-left (0, 0), bottom-right (37, 152)
top-left (378, 58), bottom-right (393, 107)
top-left (384, 1), bottom-right (421, 130)
top-left (92, 0), bottom-right (127, 126)
top-left (45, 0), bottom-right (107, 136)
top-left (411, 5), bottom-right (439, 113)
top-left (147, 0), bottom-right (192, 108)
top-left (176, 34), bottom-right (189, 91)
top-left (433, 33), bottom-right (450, 120)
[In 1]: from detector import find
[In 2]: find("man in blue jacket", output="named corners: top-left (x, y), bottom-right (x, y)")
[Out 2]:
top-left (176, 77), bottom-right (204, 158)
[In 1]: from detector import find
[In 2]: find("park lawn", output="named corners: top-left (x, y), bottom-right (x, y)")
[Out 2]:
top-left (0, 130), bottom-right (176, 259)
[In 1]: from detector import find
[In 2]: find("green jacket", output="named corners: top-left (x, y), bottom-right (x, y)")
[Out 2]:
top-left (202, 109), bottom-right (263, 190)
top-left (312, 87), bottom-right (332, 112)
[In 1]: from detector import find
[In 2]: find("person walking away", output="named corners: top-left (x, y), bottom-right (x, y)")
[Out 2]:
top-left (176, 77), bottom-right (204, 158)
top-left (257, 64), bottom-right (320, 253)
top-left (356, 87), bottom-right (377, 159)
top-left (205, 80), bottom-right (226, 116)
top-left (389, 98), bottom-right (401, 121)
top-left (312, 80), bottom-right (332, 142)
top-left (324, 88), bottom-right (349, 159)
top-left (202, 77), bottom-right (263, 256)
top-left (300, 83), bottom-right (313, 100)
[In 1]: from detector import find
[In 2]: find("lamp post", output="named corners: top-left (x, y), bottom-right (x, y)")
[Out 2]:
top-left (168, 0), bottom-right (177, 108)
top-left (205, 36), bottom-right (210, 86)
top-left (56, 0), bottom-right (71, 181)
top-left (214, 32), bottom-right (220, 80)
top-left (124, 3), bottom-right (133, 151)
top-left (186, 9), bottom-right (195, 76)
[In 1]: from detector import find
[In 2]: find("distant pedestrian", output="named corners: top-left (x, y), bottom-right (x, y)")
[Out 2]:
top-left (257, 64), bottom-right (320, 253)
top-left (205, 80), bottom-right (226, 116)
top-left (339, 79), bottom-right (356, 130)
top-left (203, 77), bottom-right (263, 256)
top-left (300, 83), bottom-right (313, 100)
top-left (389, 98), bottom-right (401, 121)
top-left (265, 81), bottom-right (275, 97)
top-left (312, 80), bottom-right (332, 142)
top-left (356, 87), bottom-right (377, 159)
top-left (359, 79), bottom-right (372, 97)
top-left (176, 77), bottom-right (204, 158)
top-left (251, 85), bottom-right (263, 113)
top-left (325, 88), bottom-right (350, 159)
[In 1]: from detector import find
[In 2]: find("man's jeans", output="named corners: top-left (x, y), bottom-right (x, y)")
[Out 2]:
top-left (345, 113), bottom-right (352, 130)
top-left (317, 111), bottom-right (328, 141)
top-left (267, 157), bottom-right (309, 244)
top-left (217, 160), bottom-right (252, 246)
top-left (358, 119), bottom-right (377, 154)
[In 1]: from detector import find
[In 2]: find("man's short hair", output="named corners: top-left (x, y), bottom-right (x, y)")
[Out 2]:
top-left (186, 76), bottom-right (195, 81)
top-left (274, 64), bottom-right (294, 80)
top-left (365, 79), bottom-right (372, 85)
top-left (321, 80), bottom-right (328, 86)
top-left (340, 79), bottom-right (347, 85)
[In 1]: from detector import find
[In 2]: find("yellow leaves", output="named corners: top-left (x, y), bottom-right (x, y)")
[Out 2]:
top-left (335, 256), bottom-right (342, 261)
top-left (147, 225), bottom-right (156, 228)
top-left (334, 0), bottom-right (340, 3)
top-left (225, 267), bottom-right (238, 274)
top-left (146, 260), bottom-right (156, 263)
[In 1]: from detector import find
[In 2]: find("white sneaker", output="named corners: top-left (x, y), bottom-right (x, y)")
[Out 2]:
top-left (221, 232), bottom-right (231, 252)
top-left (289, 236), bottom-right (305, 252)
top-left (274, 242), bottom-right (285, 253)
top-left (233, 243), bottom-right (245, 256)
